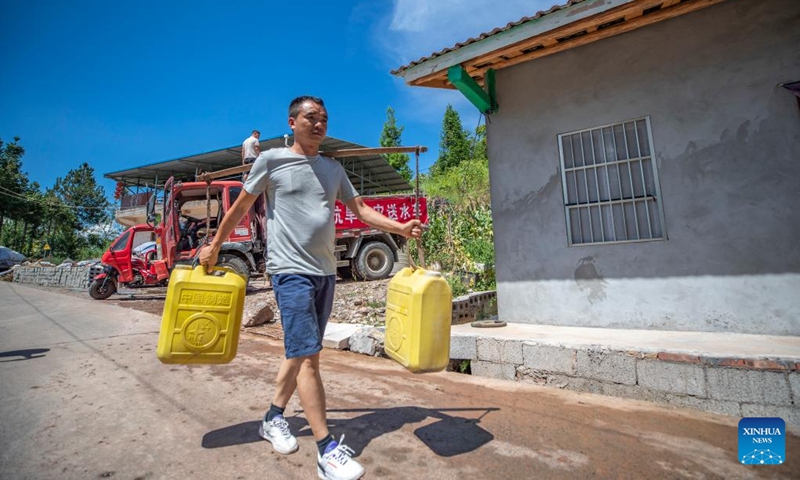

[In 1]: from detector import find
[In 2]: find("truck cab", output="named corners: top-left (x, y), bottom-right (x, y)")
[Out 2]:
top-left (153, 177), bottom-right (265, 282)
top-left (149, 176), bottom-right (427, 283)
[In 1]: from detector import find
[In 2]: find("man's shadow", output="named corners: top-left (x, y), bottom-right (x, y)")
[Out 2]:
top-left (202, 406), bottom-right (498, 457)
top-left (0, 348), bottom-right (50, 362)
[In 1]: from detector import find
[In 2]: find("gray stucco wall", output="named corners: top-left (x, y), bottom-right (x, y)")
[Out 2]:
top-left (487, 0), bottom-right (800, 335)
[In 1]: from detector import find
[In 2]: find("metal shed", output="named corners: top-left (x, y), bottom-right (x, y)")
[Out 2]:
top-left (105, 134), bottom-right (412, 195)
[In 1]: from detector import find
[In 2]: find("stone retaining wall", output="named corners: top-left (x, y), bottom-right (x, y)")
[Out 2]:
top-left (450, 335), bottom-right (800, 426)
top-left (13, 266), bottom-right (94, 289)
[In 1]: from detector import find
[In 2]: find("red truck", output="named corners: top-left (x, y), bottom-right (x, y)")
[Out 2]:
top-left (148, 176), bottom-right (427, 282)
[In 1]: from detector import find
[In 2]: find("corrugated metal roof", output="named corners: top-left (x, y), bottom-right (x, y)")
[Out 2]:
top-left (105, 135), bottom-right (413, 195)
top-left (390, 0), bottom-right (584, 75)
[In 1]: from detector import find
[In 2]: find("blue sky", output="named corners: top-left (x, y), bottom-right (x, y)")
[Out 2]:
top-left (1, 0), bottom-right (551, 195)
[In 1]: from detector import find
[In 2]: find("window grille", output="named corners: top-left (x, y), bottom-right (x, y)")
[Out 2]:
top-left (558, 117), bottom-right (666, 245)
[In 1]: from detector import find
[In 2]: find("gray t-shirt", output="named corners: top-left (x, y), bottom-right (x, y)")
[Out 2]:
top-left (243, 147), bottom-right (359, 276)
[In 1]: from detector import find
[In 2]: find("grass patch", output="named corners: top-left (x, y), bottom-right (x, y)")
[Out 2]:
top-left (447, 359), bottom-right (471, 374)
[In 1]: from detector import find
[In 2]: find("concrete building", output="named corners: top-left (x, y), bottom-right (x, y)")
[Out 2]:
top-left (393, 0), bottom-right (800, 336)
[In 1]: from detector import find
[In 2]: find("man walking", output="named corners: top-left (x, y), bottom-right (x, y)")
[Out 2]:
top-left (200, 96), bottom-right (422, 480)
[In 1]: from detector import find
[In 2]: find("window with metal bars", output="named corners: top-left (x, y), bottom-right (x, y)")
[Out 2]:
top-left (558, 117), bottom-right (667, 246)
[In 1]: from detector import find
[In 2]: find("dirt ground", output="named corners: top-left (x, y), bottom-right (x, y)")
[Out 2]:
top-left (8, 281), bottom-right (800, 479)
top-left (27, 276), bottom-right (393, 341)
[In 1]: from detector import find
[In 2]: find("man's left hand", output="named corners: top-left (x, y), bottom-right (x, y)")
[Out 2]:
top-left (400, 219), bottom-right (423, 239)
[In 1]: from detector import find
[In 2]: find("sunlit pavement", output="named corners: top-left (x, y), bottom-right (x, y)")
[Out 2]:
top-left (1, 282), bottom-right (798, 479)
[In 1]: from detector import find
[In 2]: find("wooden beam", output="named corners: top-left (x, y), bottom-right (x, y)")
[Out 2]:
top-left (464, 0), bottom-right (728, 80)
top-left (410, 73), bottom-right (452, 88)
top-left (322, 146), bottom-right (428, 157)
top-left (395, 0), bottom-right (638, 85)
top-left (408, 0), bottom-right (728, 88)
top-left (498, 49), bottom-right (526, 59)
top-left (196, 164), bottom-right (250, 182)
top-left (459, 0), bottom-right (665, 75)
top-left (625, 7), bottom-right (645, 21)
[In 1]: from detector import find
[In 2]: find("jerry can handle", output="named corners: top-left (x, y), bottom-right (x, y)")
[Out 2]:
top-left (191, 257), bottom-right (235, 276)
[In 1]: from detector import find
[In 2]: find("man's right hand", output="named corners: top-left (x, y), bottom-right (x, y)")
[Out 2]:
top-left (198, 245), bottom-right (219, 274)
top-left (195, 189), bottom-right (259, 274)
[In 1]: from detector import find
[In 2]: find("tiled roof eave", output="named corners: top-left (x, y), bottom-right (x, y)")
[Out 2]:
top-left (392, 0), bottom-right (730, 89)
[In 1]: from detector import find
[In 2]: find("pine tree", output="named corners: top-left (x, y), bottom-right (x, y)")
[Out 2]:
top-left (53, 162), bottom-right (110, 230)
top-left (471, 124), bottom-right (487, 162)
top-left (379, 106), bottom-right (412, 182)
top-left (45, 163), bottom-right (111, 259)
top-left (0, 140), bottom-right (113, 259)
top-left (0, 137), bottom-right (29, 239)
top-left (435, 105), bottom-right (471, 174)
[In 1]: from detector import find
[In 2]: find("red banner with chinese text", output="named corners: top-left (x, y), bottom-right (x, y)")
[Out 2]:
top-left (334, 196), bottom-right (428, 230)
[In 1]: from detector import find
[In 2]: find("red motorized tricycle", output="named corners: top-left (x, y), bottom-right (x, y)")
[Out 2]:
top-left (89, 224), bottom-right (169, 300)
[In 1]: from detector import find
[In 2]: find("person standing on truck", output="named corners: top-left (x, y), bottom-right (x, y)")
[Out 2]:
top-left (199, 96), bottom-right (422, 480)
top-left (242, 129), bottom-right (265, 236)
top-left (241, 129), bottom-right (261, 165)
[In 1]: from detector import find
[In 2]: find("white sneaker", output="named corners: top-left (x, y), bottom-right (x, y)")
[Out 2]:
top-left (258, 415), bottom-right (298, 454)
top-left (317, 435), bottom-right (365, 480)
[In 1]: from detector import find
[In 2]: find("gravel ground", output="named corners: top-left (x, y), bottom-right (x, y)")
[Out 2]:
top-left (24, 277), bottom-right (393, 341)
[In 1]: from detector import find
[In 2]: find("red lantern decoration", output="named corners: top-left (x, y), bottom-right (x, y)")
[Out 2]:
top-left (114, 181), bottom-right (125, 200)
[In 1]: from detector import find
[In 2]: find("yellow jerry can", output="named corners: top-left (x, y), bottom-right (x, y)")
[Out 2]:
top-left (384, 267), bottom-right (452, 373)
top-left (157, 265), bottom-right (246, 364)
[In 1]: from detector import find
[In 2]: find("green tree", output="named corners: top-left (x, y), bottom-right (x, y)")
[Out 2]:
top-left (414, 110), bottom-right (496, 292)
top-left (421, 156), bottom-right (490, 208)
top-left (379, 106), bottom-right (412, 182)
top-left (471, 124), bottom-right (487, 162)
top-left (0, 140), bottom-right (114, 259)
top-left (0, 137), bottom-right (29, 239)
top-left (17, 181), bottom-right (47, 255)
top-left (39, 186), bottom-right (76, 258)
top-left (53, 162), bottom-right (110, 230)
top-left (47, 163), bottom-right (111, 259)
top-left (434, 105), bottom-right (471, 174)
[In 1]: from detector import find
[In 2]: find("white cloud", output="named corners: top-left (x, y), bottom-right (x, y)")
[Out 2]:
top-left (390, 77), bottom-right (471, 123)
top-left (368, 0), bottom-right (559, 156)
top-left (374, 0), bottom-right (557, 118)
top-left (385, 0), bottom-right (556, 65)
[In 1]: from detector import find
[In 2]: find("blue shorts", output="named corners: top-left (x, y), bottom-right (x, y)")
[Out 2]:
top-left (271, 273), bottom-right (336, 359)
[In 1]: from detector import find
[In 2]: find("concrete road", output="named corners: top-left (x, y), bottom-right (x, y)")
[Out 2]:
top-left (1, 282), bottom-right (798, 480)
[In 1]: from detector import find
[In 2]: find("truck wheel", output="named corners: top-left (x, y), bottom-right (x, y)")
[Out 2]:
top-left (355, 242), bottom-right (394, 281)
top-left (217, 254), bottom-right (250, 284)
top-left (348, 261), bottom-right (369, 281)
top-left (338, 265), bottom-right (354, 280)
top-left (89, 279), bottom-right (117, 300)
